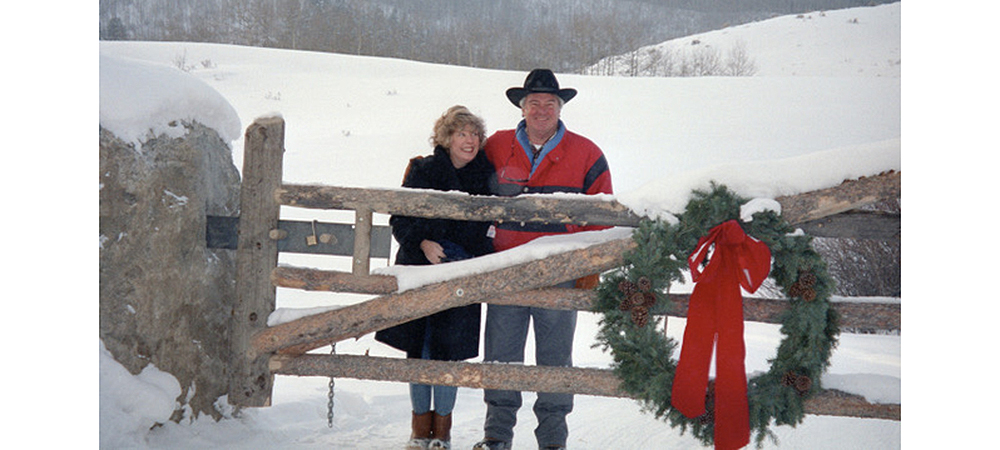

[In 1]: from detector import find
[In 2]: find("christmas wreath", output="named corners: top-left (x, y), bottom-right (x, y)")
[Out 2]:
top-left (593, 183), bottom-right (839, 448)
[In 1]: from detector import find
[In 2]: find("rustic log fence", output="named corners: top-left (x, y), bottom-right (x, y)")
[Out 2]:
top-left (227, 116), bottom-right (901, 421)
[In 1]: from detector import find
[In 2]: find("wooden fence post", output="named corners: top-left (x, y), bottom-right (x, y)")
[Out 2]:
top-left (352, 207), bottom-right (373, 275)
top-left (229, 116), bottom-right (284, 407)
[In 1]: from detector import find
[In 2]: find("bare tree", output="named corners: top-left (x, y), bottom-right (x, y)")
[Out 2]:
top-left (724, 40), bottom-right (758, 76)
top-left (643, 47), bottom-right (678, 77)
top-left (681, 44), bottom-right (721, 76)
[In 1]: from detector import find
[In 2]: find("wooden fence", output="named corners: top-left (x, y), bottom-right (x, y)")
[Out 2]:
top-left (226, 116), bottom-right (901, 421)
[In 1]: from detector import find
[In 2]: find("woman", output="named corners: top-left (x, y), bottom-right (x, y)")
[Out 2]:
top-left (375, 105), bottom-right (496, 450)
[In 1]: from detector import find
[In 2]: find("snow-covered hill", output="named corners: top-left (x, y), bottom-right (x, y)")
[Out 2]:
top-left (589, 2), bottom-right (900, 78)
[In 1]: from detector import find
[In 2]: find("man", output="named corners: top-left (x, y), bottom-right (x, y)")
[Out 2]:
top-left (474, 69), bottom-right (613, 450)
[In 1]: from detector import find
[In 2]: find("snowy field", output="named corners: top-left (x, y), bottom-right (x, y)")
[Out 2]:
top-left (37, 0), bottom-right (988, 448)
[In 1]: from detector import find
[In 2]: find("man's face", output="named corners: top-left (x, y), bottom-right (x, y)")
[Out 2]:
top-left (521, 93), bottom-right (561, 138)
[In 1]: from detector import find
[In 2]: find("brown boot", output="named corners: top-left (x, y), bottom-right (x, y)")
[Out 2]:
top-left (429, 412), bottom-right (452, 449)
top-left (407, 411), bottom-right (433, 450)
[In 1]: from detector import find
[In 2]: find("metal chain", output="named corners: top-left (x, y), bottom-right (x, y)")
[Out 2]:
top-left (327, 342), bottom-right (336, 428)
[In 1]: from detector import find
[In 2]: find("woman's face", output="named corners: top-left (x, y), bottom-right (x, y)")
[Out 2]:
top-left (447, 125), bottom-right (481, 169)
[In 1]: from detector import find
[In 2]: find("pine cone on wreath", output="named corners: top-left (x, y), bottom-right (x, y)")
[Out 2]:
top-left (631, 306), bottom-right (650, 328)
top-left (781, 371), bottom-right (812, 395)
top-left (637, 276), bottom-right (652, 292)
top-left (618, 279), bottom-right (637, 297)
top-left (794, 375), bottom-right (813, 394)
top-left (618, 277), bottom-right (658, 327)
top-left (642, 292), bottom-right (657, 308)
top-left (787, 269), bottom-right (820, 301)
top-left (619, 291), bottom-right (642, 311)
top-left (631, 291), bottom-right (648, 307)
top-left (617, 280), bottom-right (638, 311)
top-left (798, 271), bottom-right (817, 288)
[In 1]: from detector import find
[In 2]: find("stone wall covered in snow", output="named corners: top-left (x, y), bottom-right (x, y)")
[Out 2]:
top-left (99, 121), bottom-right (240, 420)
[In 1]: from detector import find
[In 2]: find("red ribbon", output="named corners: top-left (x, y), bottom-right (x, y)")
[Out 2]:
top-left (671, 220), bottom-right (771, 450)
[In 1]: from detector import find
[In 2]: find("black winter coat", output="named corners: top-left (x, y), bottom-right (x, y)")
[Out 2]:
top-left (374, 146), bottom-right (497, 361)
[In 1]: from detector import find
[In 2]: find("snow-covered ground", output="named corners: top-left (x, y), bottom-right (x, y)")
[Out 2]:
top-left (79, 1), bottom-right (956, 448)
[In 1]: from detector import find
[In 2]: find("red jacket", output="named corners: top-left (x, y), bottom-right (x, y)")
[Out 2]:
top-left (485, 126), bottom-right (613, 253)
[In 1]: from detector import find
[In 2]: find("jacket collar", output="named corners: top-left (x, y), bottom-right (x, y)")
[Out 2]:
top-left (432, 144), bottom-right (492, 175)
top-left (515, 119), bottom-right (565, 176)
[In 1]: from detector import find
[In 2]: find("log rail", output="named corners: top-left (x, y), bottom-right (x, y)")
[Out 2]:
top-left (229, 117), bottom-right (901, 422)
top-left (269, 272), bottom-right (901, 334)
top-left (268, 354), bottom-right (900, 421)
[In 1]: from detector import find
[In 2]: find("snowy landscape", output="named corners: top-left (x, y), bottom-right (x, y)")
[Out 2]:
top-left (94, 3), bottom-right (909, 449)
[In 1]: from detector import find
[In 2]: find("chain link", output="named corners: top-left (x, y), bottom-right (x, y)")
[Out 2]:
top-left (327, 343), bottom-right (336, 428)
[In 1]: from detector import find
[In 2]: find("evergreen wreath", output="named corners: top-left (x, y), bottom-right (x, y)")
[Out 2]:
top-left (593, 183), bottom-right (839, 447)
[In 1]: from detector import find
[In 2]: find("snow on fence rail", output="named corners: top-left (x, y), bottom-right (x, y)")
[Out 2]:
top-left (227, 116), bottom-right (900, 421)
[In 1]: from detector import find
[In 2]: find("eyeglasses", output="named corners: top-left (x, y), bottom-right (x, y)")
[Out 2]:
top-left (498, 141), bottom-right (529, 184)
top-left (500, 167), bottom-right (528, 184)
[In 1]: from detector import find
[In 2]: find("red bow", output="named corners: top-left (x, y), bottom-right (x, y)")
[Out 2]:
top-left (671, 220), bottom-right (771, 450)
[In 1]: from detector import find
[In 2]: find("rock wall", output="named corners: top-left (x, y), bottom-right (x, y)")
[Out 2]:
top-left (99, 121), bottom-right (241, 420)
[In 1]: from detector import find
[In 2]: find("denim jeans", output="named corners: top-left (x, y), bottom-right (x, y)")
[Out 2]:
top-left (411, 383), bottom-right (457, 416)
top-left (411, 326), bottom-right (458, 415)
top-left (481, 281), bottom-right (577, 447)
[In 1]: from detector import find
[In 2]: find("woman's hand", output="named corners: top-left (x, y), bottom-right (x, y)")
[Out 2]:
top-left (420, 239), bottom-right (446, 264)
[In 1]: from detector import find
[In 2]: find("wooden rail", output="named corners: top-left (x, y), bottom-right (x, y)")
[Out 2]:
top-left (268, 275), bottom-right (900, 333)
top-left (229, 116), bottom-right (902, 421)
top-left (268, 354), bottom-right (900, 421)
top-left (254, 237), bottom-right (634, 356)
top-left (274, 170), bottom-right (901, 237)
top-left (275, 184), bottom-right (641, 226)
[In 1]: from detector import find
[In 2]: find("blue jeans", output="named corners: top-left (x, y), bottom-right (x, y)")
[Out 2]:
top-left (411, 327), bottom-right (457, 415)
top-left (481, 281), bottom-right (577, 447)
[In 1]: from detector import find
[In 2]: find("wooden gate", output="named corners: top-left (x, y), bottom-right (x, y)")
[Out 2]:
top-left (226, 117), bottom-right (900, 421)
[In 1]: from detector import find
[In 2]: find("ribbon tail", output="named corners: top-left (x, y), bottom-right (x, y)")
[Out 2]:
top-left (714, 278), bottom-right (750, 450)
top-left (670, 280), bottom-right (717, 418)
top-left (715, 386), bottom-right (750, 450)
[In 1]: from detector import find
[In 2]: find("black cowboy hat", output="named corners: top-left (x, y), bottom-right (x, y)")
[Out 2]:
top-left (505, 68), bottom-right (577, 107)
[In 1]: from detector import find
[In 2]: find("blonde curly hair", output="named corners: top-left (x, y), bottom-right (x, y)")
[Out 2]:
top-left (431, 105), bottom-right (487, 150)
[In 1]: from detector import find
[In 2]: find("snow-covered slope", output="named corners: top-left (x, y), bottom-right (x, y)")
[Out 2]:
top-left (591, 3), bottom-right (900, 78)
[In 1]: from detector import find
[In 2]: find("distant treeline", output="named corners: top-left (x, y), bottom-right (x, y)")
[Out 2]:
top-left (99, 0), bottom-right (897, 73)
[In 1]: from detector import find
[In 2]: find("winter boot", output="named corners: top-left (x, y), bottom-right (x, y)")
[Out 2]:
top-left (471, 439), bottom-right (511, 450)
top-left (407, 411), bottom-right (434, 450)
top-left (428, 411), bottom-right (452, 449)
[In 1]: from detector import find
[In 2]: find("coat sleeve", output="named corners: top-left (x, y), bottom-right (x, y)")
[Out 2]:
top-left (569, 145), bottom-right (613, 235)
top-left (389, 158), bottom-right (436, 261)
top-left (581, 141), bottom-right (613, 196)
